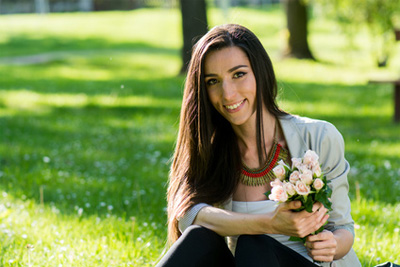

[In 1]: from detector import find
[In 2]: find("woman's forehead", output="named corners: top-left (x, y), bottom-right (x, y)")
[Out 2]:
top-left (204, 47), bottom-right (250, 74)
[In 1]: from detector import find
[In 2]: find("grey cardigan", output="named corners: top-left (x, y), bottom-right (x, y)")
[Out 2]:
top-left (178, 114), bottom-right (361, 267)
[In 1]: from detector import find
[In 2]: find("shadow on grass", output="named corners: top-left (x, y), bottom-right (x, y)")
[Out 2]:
top-left (0, 35), bottom-right (179, 58)
top-left (0, 103), bottom-right (180, 223)
top-left (0, 74), bottom-right (185, 100)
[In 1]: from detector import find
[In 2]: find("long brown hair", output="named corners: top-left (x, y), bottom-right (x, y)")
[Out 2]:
top-left (167, 24), bottom-right (287, 243)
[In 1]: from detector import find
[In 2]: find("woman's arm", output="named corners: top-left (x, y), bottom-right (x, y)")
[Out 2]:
top-left (193, 200), bottom-right (329, 237)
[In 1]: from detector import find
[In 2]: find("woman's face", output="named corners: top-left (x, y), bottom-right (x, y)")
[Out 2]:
top-left (204, 46), bottom-right (257, 128)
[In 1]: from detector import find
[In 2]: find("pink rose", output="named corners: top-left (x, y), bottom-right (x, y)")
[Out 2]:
top-left (269, 185), bottom-right (288, 202)
top-left (291, 157), bottom-right (302, 170)
top-left (297, 164), bottom-right (310, 174)
top-left (289, 171), bottom-right (300, 184)
top-left (312, 164), bottom-right (322, 177)
top-left (300, 169), bottom-right (313, 185)
top-left (273, 165), bottom-right (286, 180)
top-left (283, 182), bottom-right (296, 196)
top-left (313, 178), bottom-right (324, 191)
top-left (295, 181), bottom-right (310, 196)
top-left (303, 150), bottom-right (319, 168)
top-left (270, 178), bottom-right (283, 188)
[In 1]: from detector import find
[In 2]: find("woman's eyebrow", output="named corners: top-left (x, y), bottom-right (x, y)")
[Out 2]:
top-left (205, 65), bottom-right (249, 77)
top-left (228, 65), bottom-right (248, 73)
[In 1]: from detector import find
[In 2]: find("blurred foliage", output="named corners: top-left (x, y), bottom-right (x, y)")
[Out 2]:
top-left (310, 0), bottom-right (400, 67)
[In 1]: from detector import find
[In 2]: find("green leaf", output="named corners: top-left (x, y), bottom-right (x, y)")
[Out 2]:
top-left (289, 236), bottom-right (306, 243)
top-left (304, 195), bottom-right (314, 213)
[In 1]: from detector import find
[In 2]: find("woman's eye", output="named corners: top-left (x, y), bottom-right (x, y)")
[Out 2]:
top-left (206, 79), bottom-right (218, 86)
top-left (233, 72), bottom-right (246, 78)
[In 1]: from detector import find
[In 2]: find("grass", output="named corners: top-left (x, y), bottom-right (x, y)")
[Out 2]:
top-left (0, 5), bottom-right (399, 266)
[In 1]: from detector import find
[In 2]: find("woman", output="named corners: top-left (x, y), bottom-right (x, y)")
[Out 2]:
top-left (157, 24), bottom-right (360, 267)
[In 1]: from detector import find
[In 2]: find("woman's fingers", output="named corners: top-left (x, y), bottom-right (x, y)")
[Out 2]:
top-left (273, 202), bottom-right (329, 237)
top-left (281, 200), bottom-right (302, 210)
top-left (293, 205), bottom-right (329, 237)
top-left (305, 230), bottom-right (337, 262)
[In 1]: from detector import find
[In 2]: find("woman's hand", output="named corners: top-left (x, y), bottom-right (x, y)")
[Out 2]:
top-left (270, 201), bottom-right (329, 238)
top-left (305, 230), bottom-right (337, 262)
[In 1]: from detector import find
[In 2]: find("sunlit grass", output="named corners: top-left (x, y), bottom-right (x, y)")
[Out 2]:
top-left (0, 5), bottom-right (399, 266)
top-left (0, 9), bottom-right (182, 57)
top-left (0, 90), bottom-right (180, 110)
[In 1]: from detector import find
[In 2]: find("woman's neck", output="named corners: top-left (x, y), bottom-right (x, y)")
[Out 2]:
top-left (232, 109), bottom-right (276, 168)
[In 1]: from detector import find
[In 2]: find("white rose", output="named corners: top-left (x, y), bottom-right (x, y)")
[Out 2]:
top-left (269, 185), bottom-right (288, 202)
top-left (300, 169), bottom-right (313, 185)
top-left (295, 181), bottom-right (311, 196)
top-left (270, 178), bottom-right (283, 188)
top-left (313, 178), bottom-right (324, 191)
top-left (313, 164), bottom-right (322, 177)
top-left (273, 165), bottom-right (286, 180)
top-left (289, 171), bottom-right (300, 184)
top-left (291, 157), bottom-right (302, 170)
top-left (303, 150), bottom-right (319, 168)
top-left (298, 164), bottom-right (310, 174)
top-left (283, 182), bottom-right (296, 196)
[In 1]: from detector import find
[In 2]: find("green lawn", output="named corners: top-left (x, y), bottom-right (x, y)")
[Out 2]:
top-left (0, 6), bottom-right (399, 266)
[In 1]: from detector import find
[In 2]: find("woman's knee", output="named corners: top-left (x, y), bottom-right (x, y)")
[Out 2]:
top-left (182, 225), bottom-right (225, 247)
top-left (236, 235), bottom-right (277, 255)
top-left (235, 235), bottom-right (280, 267)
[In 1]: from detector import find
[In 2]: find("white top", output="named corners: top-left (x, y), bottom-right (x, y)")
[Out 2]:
top-left (231, 200), bottom-right (314, 263)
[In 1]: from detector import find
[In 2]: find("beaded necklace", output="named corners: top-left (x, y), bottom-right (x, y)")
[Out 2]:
top-left (239, 124), bottom-right (289, 187)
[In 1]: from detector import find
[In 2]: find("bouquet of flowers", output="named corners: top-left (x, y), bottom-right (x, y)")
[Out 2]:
top-left (265, 150), bottom-right (332, 242)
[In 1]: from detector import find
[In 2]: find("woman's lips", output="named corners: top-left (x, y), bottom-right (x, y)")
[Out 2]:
top-left (224, 99), bottom-right (245, 112)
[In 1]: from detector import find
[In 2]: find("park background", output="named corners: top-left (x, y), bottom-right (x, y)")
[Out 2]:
top-left (0, 0), bottom-right (399, 266)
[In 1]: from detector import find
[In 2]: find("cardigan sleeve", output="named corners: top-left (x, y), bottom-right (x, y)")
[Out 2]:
top-left (316, 122), bottom-right (354, 236)
top-left (178, 203), bottom-right (211, 233)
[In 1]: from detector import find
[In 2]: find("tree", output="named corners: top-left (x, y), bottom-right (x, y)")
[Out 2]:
top-left (282, 0), bottom-right (314, 59)
top-left (79, 0), bottom-right (93, 12)
top-left (312, 0), bottom-right (400, 67)
top-left (179, 0), bottom-right (208, 73)
top-left (35, 0), bottom-right (49, 14)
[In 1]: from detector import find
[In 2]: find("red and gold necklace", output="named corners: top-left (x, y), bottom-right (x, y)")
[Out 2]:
top-left (239, 125), bottom-right (288, 187)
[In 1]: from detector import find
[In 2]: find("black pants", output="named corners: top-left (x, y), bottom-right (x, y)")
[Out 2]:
top-left (156, 225), bottom-right (318, 267)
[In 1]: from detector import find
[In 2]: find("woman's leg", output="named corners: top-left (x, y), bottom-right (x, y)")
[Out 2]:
top-left (156, 225), bottom-right (235, 267)
top-left (235, 235), bottom-right (318, 267)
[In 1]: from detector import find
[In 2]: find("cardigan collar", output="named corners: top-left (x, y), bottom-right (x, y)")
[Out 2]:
top-left (278, 114), bottom-right (308, 159)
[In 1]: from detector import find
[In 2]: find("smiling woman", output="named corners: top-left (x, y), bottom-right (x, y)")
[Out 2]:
top-left (157, 24), bottom-right (361, 267)
top-left (205, 47), bottom-right (257, 127)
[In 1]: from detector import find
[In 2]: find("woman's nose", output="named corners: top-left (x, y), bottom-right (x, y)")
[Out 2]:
top-left (222, 80), bottom-right (236, 101)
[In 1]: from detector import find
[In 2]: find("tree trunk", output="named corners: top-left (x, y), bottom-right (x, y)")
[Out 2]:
top-left (35, 0), bottom-right (49, 14)
top-left (282, 0), bottom-right (314, 59)
top-left (179, 0), bottom-right (208, 74)
top-left (79, 0), bottom-right (93, 12)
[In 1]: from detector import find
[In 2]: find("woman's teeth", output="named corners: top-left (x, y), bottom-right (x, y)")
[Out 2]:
top-left (225, 100), bottom-right (244, 110)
